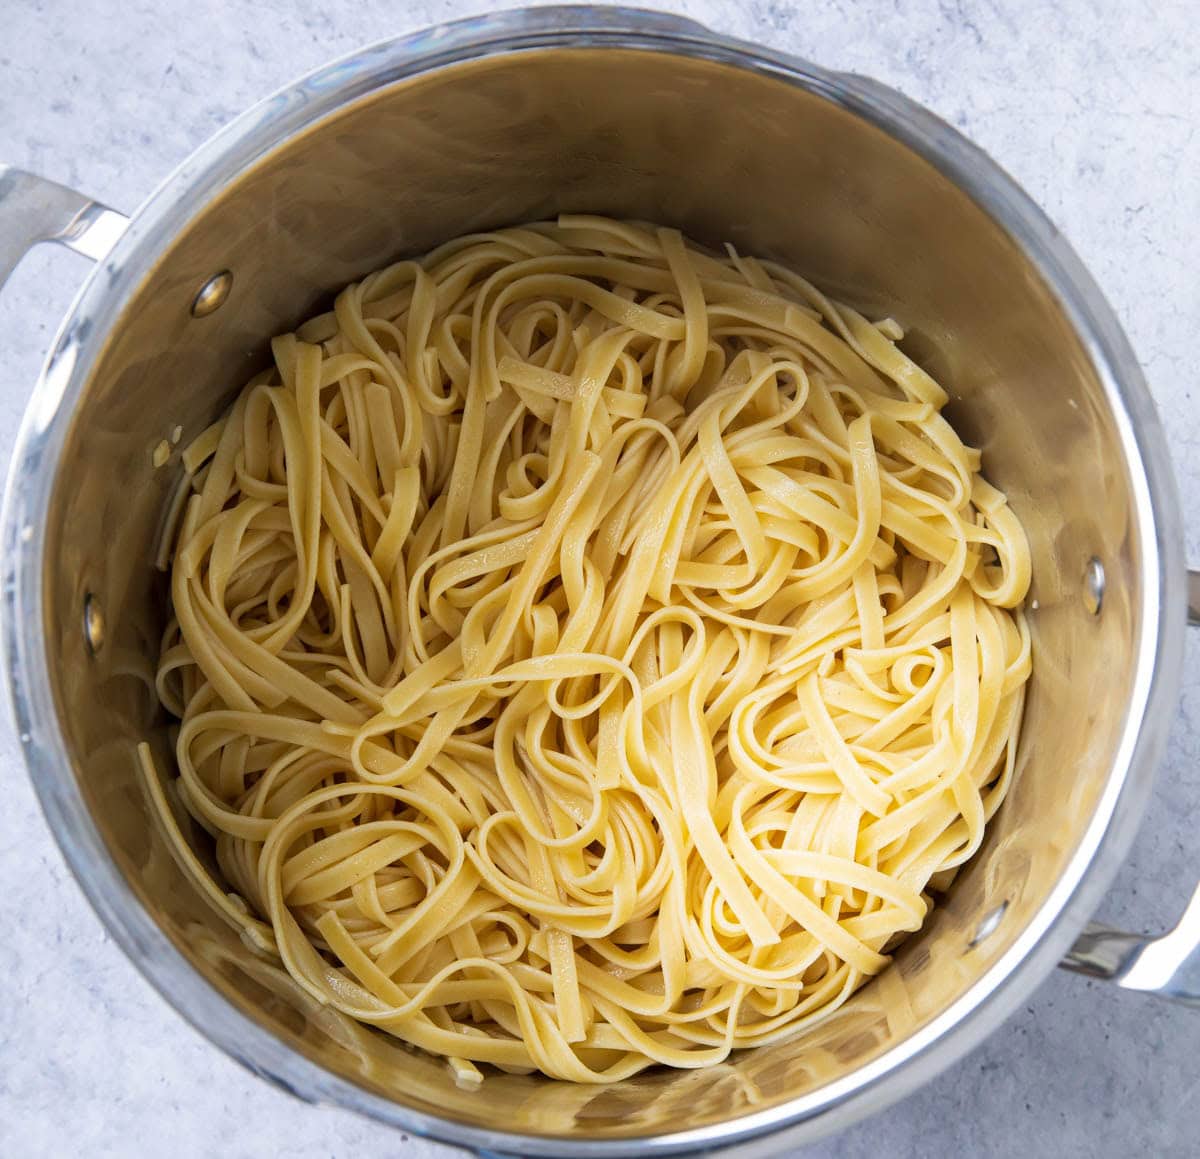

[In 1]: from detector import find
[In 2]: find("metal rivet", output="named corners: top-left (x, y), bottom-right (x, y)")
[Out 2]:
top-left (83, 593), bottom-right (105, 656)
top-left (970, 901), bottom-right (1008, 948)
top-left (1083, 557), bottom-right (1106, 616)
top-left (191, 270), bottom-right (233, 318)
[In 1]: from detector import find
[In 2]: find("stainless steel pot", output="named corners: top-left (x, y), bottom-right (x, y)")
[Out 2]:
top-left (3, 7), bottom-right (1198, 1155)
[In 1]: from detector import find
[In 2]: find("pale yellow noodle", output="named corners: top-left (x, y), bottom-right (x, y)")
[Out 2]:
top-left (146, 217), bottom-right (1032, 1084)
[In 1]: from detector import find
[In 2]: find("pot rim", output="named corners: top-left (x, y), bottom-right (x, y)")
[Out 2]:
top-left (0, 6), bottom-right (1186, 1155)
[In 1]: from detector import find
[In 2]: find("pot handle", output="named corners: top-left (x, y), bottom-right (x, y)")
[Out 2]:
top-left (1060, 569), bottom-right (1200, 1003)
top-left (0, 165), bottom-right (127, 285)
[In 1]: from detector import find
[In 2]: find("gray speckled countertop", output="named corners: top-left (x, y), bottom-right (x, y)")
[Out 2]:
top-left (2, 1), bottom-right (1198, 1155)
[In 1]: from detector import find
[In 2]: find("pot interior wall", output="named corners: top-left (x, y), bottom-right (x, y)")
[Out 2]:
top-left (41, 48), bottom-right (1140, 1139)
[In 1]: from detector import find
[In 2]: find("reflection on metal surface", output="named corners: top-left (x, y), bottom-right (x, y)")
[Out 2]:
top-left (82, 593), bottom-right (105, 656)
top-left (190, 270), bottom-right (233, 318)
top-left (1188, 568), bottom-right (1200, 627)
top-left (970, 903), bottom-right (1009, 949)
top-left (1, 7), bottom-right (1187, 1156)
top-left (1083, 557), bottom-right (1106, 616)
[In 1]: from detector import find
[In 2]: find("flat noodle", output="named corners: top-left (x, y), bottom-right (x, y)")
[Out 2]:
top-left (148, 218), bottom-right (1032, 1084)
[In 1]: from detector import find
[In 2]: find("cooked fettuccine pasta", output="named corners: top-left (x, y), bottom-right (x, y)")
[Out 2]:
top-left (145, 216), bottom-right (1032, 1084)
